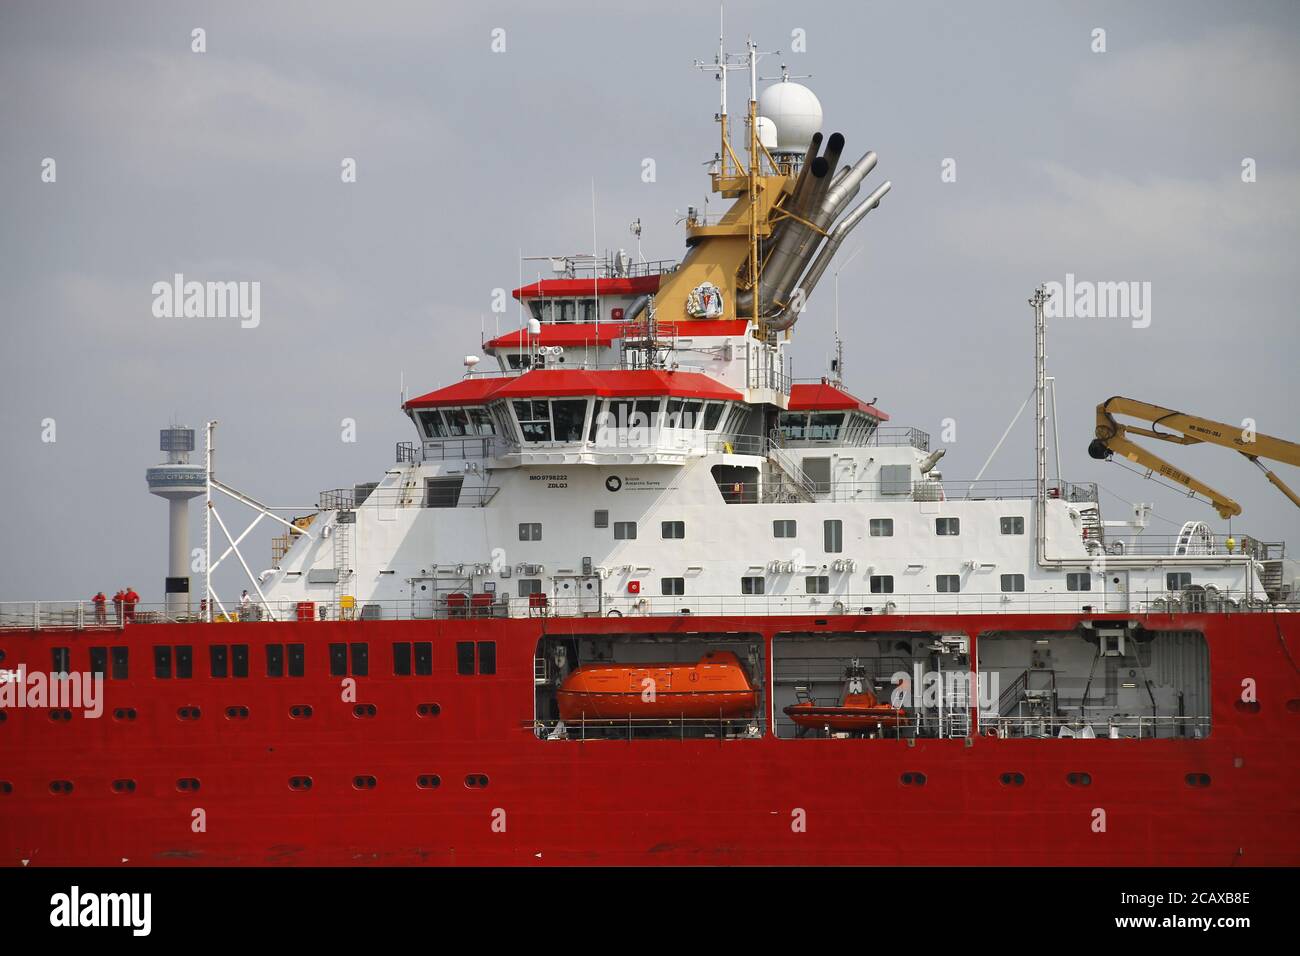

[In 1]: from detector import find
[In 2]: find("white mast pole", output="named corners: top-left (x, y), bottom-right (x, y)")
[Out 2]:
top-left (204, 419), bottom-right (214, 623)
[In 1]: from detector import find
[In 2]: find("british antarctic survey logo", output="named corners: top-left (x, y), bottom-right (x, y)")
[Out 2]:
top-left (49, 886), bottom-right (151, 936)
top-left (151, 272), bottom-right (261, 328)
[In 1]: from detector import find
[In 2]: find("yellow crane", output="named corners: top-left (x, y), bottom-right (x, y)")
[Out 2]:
top-left (1088, 396), bottom-right (1300, 520)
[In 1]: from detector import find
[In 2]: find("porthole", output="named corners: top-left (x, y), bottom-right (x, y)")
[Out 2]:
top-left (352, 775), bottom-right (378, 790)
top-left (1066, 772), bottom-right (1092, 787)
top-left (288, 776), bottom-right (313, 791)
top-left (352, 703), bottom-right (377, 718)
top-left (999, 772), bottom-right (1025, 787)
top-left (900, 772), bottom-right (926, 787)
top-left (49, 780), bottom-right (74, 794)
top-left (417, 702), bottom-right (441, 718)
top-left (111, 779), bottom-right (137, 794)
top-left (113, 707), bottom-right (137, 721)
top-left (1, 781), bottom-right (13, 794)
top-left (417, 774), bottom-right (441, 790)
top-left (464, 774), bottom-right (489, 789)
top-left (225, 706), bottom-right (250, 719)
top-left (49, 709), bottom-right (73, 721)
top-left (1286, 699), bottom-right (1300, 713)
top-left (176, 777), bottom-right (201, 792)
top-left (0, 649), bottom-right (6, 662)
top-left (289, 705), bottom-right (313, 719)
top-left (1185, 773), bottom-right (1211, 788)
top-left (0, 711), bottom-right (6, 723)
top-left (177, 706), bottom-right (202, 721)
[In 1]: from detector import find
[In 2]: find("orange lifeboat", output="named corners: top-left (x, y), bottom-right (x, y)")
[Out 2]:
top-left (783, 661), bottom-right (908, 732)
top-left (556, 650), bottom-right (757, 721)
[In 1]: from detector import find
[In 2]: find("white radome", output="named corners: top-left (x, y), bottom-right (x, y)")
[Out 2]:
top-left (754, 116), bottom-right (778, 151)
top-left (757, 81), bottom-right (823, 152)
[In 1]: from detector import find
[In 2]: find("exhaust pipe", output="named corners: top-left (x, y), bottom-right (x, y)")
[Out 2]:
top-left (767, 180), bottom-right (891, 331)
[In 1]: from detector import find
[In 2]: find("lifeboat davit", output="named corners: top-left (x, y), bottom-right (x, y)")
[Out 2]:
top-left (556, 650), bottom-right (757, 721)
top-left (783, 692), bottom-right (908, 732)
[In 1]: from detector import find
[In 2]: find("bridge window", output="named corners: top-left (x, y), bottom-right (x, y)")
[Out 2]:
top-left (415, 410), bottom-right (446, 438)
top-left (741, 576), bottom-right (765, 595)
top-left (936, 517), bottom-right (960, 536)
top-left (513, 400), bottom-right (552, 442)
top-left (806, 413), bottom-right (843, 441)
top-left (702, 402), bottom-right (725, 430)
top-left (1001, 574), bottom-right (1026, 592)
top-left (870, 575), bottom-right (894, 594)
top-left (551, 400), bottom-right (587, 441)
top-left (1066, 573), bottom-right (1092, 592)
top-left (1000, 516), bottom-right (1025, 535)
top-left (936, 575), bottom-right (961, 593)
top-left (869, 518), bottom-right (894, 537)
top-left (773, 519), bottom-right (796, 538)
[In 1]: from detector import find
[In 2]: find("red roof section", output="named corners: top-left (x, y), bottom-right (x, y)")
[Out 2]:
top-left (512, 276), bottom-right (661, 300)
top-left (405, 369), bottom-right (743, 409)
top-left (788, 382), bottom-right (889, 421)
top-left (484, 319), bottom-right (750, 351)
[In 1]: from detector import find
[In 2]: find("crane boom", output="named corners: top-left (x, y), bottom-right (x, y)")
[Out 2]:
top-left (1088, 396), bottom-right (1300, 520)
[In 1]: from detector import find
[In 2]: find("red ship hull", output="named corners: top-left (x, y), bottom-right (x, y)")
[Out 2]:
top-left (2, 611), bottom-right (1298, 866)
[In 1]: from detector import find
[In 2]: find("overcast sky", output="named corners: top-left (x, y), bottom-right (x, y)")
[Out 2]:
top-left (1, 0), bottom-right (1297, 603)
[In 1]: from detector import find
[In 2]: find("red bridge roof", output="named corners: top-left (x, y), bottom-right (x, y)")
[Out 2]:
top-left (484, 319), bottom-right (750, 351)
top-left (405, 369), bottom-right (743, 409)
top-left (512, 276), bottom-right (662, 300)
top-left (788, 382), bottom-right (889, 420)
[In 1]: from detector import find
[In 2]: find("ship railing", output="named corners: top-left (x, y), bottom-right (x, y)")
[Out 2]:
top-left (977, 713), bottom-right (1212, 740)
top-left (1096, 532), bottom-right (1276, 558)
top-left (529, 715), bottom-right (762, 742)
top-left (3, 591), bottom-right (1298, 630)
top-left (711, 477), bottom-right (1087, 503)
top-left (865, 427), bottom-right (931, 451)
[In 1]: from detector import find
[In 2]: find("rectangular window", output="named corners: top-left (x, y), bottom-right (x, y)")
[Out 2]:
top-left (773, 519), bottom-right (796, 538)
top-left (518, 578), bottom-right (542, 597)
top-left (741, 576), bottom-right (765, 595)
top-left (176, 645), bottom-right (193, 679)
top-left (936, 574), bottom-right (961, 593)
top-left (110, 647), bottom-right (129, 680)
top-left (518, 522), bottom-right (542, 541)
top-left (869, 518), bottom-right (894, 537)
top-left (1066, 573), bottom-right (1092, 592)
top-left (329, 642), bottom-right (347, 677)
top-left (414, 642), bottom-right (433, 676)
top-left (661, 521), bottom-right (685, 539)
top-left (210, 644), bottom-right (228, 679)
top-left (52, 647), bottom-right (70, 676)
top-left (1000, 516), bottom-right (1025, 535)
top-left (593, 510), bottom-right (609, 529)
top-left (478, 642), bottom-right (496, 675)
top-left (393, 642), bottom-right (412, 676)
top-left (824, 519), bottom-right (843, 553)
top-left (156, 645), bottom-right (173, 679)
top-left (806, 576), bottom-right (830, 594)
top-left (614, 521), bottom-right (637, 540)
top-left (288, 643), bottom-right (304, 677)
top-left (231, 644), bottom-right (249, 678)
top-left (512, 400), bottom-right (553, 443)
top-left (424, 476), bottom-right (464, 508)
top-left (266, 643), bottom-right (285, 678)
top-left (870, 575), bottom-right (894, 594)
top-left (661, 577), bottom-right (685, 596)
top-left (1000, 574), bottom-right (1026, 592)
top-left (1167, 572), bottom-right (1192, 590)
top-left (551, 400), bottom-right (588, 443)
top-left (89, 647), bottom-right (107, 678)
top-left (456, 642), bottom-right (475, 676)
top-left (936, 517), bottom-right (960, 536)
top-left (350, 643), bottom-right (369, 677)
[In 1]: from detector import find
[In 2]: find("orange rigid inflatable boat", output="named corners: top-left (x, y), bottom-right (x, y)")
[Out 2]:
top-left (556, 650), bottom-right (758, 721)
top-left (783, 660), bottom-right (908, 732)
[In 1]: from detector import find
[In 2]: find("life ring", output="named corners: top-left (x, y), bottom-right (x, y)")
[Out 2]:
top-left (985, 727), bottom-right (999, 738)
top-left (606, 609), bottom-right (622, 617)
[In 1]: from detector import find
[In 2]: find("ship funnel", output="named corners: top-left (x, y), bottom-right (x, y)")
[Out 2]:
top-left (767, 180), bottom-right (891, 331)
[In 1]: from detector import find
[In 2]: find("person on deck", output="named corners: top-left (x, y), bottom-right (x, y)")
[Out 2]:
top-left (122, 586), bottom-right (140, 623)
top-left (112, 589), bottom-right (124, 625)
top-left (92, 590), bottom-right (107, 625)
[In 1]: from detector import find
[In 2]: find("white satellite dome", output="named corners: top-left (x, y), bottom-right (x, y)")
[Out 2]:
top-left (754, 116), bottom-right (778, 151)
top-left (757, 80), bottom-right (823, 153)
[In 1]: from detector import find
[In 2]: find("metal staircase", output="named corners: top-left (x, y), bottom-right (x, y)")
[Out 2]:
top-left (765, 437), bottom-right (816, 503)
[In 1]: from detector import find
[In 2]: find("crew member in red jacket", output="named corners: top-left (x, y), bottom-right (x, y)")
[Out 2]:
top-left (92, 590), bottom-right (107, 625)
top-left (112, 589), bottom-right (125, 625)
top-left (122, 586), bottom-right (140, 623)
